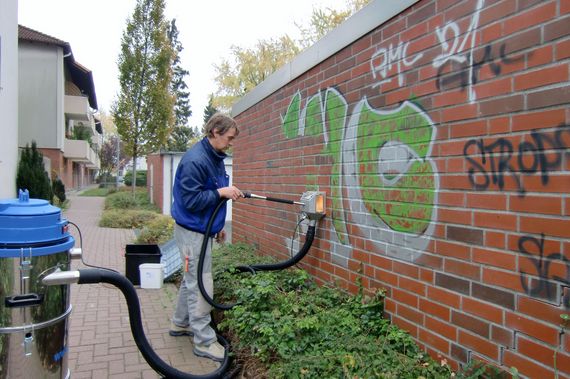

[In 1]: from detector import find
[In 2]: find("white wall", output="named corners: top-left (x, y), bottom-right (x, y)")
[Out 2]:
top-left (18, 43), bottom-right (64, 150)
top-left (161, 154), bottom-right (233, 221)
top-left (0, 0), bottom-right (18, 198)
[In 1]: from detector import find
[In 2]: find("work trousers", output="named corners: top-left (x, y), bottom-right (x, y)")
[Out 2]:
top-left (171, 224), bottom-right (216, 346)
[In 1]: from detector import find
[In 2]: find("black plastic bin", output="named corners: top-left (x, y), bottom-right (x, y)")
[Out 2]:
top-left (125, 244), bottom-right (162, 285)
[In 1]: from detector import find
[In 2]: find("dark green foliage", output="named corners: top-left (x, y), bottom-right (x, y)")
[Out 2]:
top-left (103, 189), bottom-right (156, 211)
top-left (16, 141), bottom-right (53, 202)
top-left (164, 19), bottom-right (194, 152)
top-left (212, 244), bottom-right (454, 378)
top-left (123, 170), bottom-right (147, 187)
top-left (203, 95), bottom-right (218, 126)
top-left (52, 177), bottom-right (66, 203)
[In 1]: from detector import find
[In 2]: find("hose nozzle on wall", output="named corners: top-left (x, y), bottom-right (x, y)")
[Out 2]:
top-left (300, 191), bottom-right (326, 221)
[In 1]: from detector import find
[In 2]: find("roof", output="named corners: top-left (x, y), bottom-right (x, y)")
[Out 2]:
top-left (18, 25), bottom-right (98, 110)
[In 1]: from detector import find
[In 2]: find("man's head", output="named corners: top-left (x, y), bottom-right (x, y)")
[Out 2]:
top-left (204, 113), bottom-right (239, 153)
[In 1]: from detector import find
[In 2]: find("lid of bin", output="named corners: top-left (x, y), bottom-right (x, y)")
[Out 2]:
top-left (0, 189), bottom-right (60, 217)
top-left (0, 189), bottom-right (73, 255)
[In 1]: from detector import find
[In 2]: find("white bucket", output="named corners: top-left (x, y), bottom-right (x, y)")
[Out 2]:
top-left (139, 263), bottom-right (164, 289)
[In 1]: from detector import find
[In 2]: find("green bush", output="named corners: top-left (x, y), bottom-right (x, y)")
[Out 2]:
top-left (135, 215), bottom-right (174, 245)
top-left (52, 177), bottom-right (66, 203)
top-left (212, 244), bottom-right (454, 379)
top-left (16, 141), bottom-right (53, 202)
top-left (124, 170), bottom-right (147, 186)
top-left (99, 209), bottom-right (159, 228)
top-left (104, 189), bottom-right (157, 211)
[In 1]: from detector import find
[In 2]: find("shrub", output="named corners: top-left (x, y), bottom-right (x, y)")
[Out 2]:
top-left (104, 189), bottom-right (157, 211)
top-left (99, 209), bottom-right (159, 228)
top-left (52, 177), bottom-right (66, 203)
top-left (135, 215), bottom-right (174, 245)
top-left (124, 170), bottom-right (147, 186)
top-left (212, 244), bottom-right (454, 378)
top-left (16, 141), bottom-right (53, 202)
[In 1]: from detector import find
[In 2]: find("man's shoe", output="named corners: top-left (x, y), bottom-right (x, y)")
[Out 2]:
top-left (193, 341), bottom-right (225, 362)
top-left (169, 322), bottom-right (193, 337)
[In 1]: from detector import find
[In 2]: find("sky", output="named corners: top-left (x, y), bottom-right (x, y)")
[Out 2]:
top-left (18, 0), bottom-right (349, 130)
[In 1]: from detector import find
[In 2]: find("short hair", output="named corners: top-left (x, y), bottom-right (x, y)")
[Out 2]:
top-left (203, 113), bottom-right (239, 137)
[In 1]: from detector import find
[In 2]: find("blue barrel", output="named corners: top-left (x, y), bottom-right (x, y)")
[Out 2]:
top-left (0, 189), bottom-right (74, 379)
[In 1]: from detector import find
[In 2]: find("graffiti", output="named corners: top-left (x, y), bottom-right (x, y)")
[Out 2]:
top-left (519, 234), bottom-right (570, 308)
top-left (432, 0), bottom-right (484, 101)
top-left (281, 88), bottom-right (439, 263)
top-left (370, 41), bottom-right (423, 91)
top-left (436, 42), bottom-right (524, 97)
top-left (464, 124), bottom-right (570, 195)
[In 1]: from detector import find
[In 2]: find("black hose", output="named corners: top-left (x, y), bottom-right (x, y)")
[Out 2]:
top-left (196, 199), bottom-right (316, 311)
top-left (78, 269), bottom-right (231, 379)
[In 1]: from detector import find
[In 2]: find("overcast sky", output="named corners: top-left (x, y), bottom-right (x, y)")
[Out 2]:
top-left (18, 0), bottom-right (348, 130)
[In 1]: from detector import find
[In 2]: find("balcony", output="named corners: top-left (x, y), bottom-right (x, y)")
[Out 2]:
top-left (65, 94), bottom-right (90, 121)
top-left (64, 138), bottom-right (100, 169)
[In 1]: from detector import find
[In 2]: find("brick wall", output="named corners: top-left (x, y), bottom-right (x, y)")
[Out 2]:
top-left (231, 0), bottom-right (570, 376)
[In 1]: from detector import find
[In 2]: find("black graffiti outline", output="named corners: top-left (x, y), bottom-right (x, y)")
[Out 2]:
top-left (436, 43), bottom-right (525, 93)
top-left (519, 234), bottom-right (570, 309)
top-left (464, 123), bottom-right (570, 195)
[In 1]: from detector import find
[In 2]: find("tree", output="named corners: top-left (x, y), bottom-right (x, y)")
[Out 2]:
top-left (212, 36), bottom-right (300, 112)
top-left (211, 0), bottom-right (370, 110)
top-left (203, 95), bottom-right (219, 125)
top-left (99, 135), bottom-right (127, 183)
top-left (16, 141), bottom-right (53, 202)
top-left (112, 0), bottom-right (175, 193)
top-left (164, 18), bottom-right (194, 152)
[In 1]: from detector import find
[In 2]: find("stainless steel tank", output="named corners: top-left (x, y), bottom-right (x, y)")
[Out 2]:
top-left (0, 190), bottom-right (74, 379)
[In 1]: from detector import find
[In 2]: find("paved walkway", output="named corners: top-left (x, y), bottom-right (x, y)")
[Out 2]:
top-left (63, 191), bottom-right (220, 378)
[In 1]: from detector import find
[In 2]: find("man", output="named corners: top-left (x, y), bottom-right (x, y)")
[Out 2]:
top-left (169, 113), bottom-right (243, 362)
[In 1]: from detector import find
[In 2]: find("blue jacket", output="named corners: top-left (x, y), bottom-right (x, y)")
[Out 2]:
top-left (171, 138), bottom-right (229, 235)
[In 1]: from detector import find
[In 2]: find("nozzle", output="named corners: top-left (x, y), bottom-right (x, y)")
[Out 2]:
top-left (43, 270), bottom-right (81, 285)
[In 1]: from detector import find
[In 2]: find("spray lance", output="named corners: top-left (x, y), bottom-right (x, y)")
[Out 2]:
top-left (197, 191), bottom-right (326, 310)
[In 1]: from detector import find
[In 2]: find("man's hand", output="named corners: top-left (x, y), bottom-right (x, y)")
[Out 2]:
top-left (218, 186), bottom-right (243, 201)
top-left (215, 230), bottom-right (226, 244)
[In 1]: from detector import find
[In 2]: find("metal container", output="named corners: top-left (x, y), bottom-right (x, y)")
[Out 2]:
top-left (0, 190), bottom-right (74, 379)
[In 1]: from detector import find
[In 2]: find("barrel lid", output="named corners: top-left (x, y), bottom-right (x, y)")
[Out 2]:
top-left (0, 190), bottom-right (74, 256)
top-left (0, 189), bottom-right (60, 217)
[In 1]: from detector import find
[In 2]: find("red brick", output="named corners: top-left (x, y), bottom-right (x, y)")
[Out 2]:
top-left (472, 247), bottom-right (516, 271)
top-left (484, 230), bottom-right (506, 250)
top-left (502, 350), bottom-right (555, 379)
top-left (515, 64), bottom-right (569, 91)
top-left (393, 261), bottom-right (419, 279)
top-left (458, 330), bottom-right (499, 360)
top-left (512, 109), bottom-right (566, 132)
top-left (392, 288), bottom-right (419, 308)
top-left (527, 45), bottom-right (554, 68)
top-left (509, 194), bottom-right (563, 216)
top-left (399, 277), bottom-right (427, 297)
top-left (488, 116), bottom-right (511, 135)
top-left (482, 267), bottom-right (522, 292)
top-left (391, 314), bottom-right (418, 338)
top-left (420, 298), bottom-right (451, 321)
top-left (520, 215), bottom-right (570, 238)
top-left (445, 259), bottom-right (481, 280)
top-left (428, 286), bottom-right (461, 309)
top-left (505, 312), bottom-right (559, 345)
top-left (517, 296), bottom-right (566, 325)
top-left (503, 2), bottom-right (557, 35)
top-left (438, 191), bottom-right (465, 207)
top-left (518, 334), bottom-right (570, 376)
top-left (462, 297), bottom-right (504, 324)
top-left (466, 193), bottom-right (508, 211)
top-left (419, 327), bottom-right (451, 355)
top-left (436, 240), bottom-right (471, 260)
top-left (441, 103), bottom-right (479, 123)
top-left (475, 77), bottom-right (512, 100)
top-left (473, 211), bottom-right (517, 231)
top-left (557, 39), bottom-right (570, 60)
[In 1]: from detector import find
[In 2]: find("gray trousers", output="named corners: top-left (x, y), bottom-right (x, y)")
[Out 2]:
top-left (171, 224), bottom-right (216, 346)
